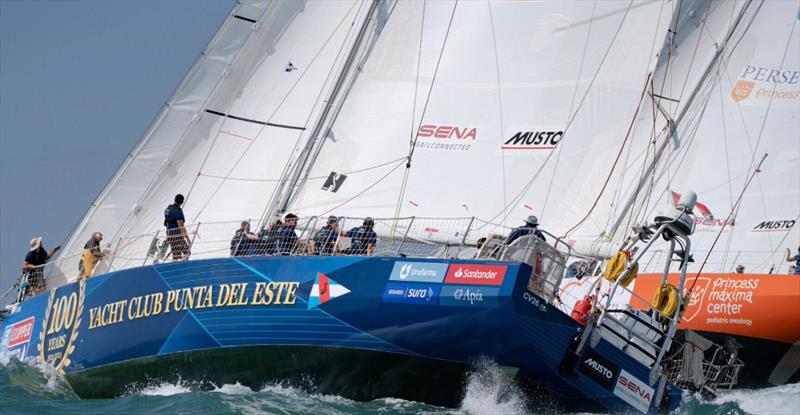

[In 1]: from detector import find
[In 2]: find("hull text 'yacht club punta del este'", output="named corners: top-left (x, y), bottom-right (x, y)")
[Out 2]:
top-left (1, 0), bottom-right (798, 414)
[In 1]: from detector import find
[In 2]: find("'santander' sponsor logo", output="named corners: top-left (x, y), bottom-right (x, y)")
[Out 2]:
top-left (502, 130), bottom-right (563, 151)
top-left (415, 124), bottom-right (477, 152)
top-left (389, 261), bottom-right (448, 283)
top-left (445, 264), bottom-right (507, 286)
top-left (7, 317), bottom-right (34, 348)
top-left (613, 369), bottom-right (654, 414)
top-left (751, 219), bottom-right (795, 232)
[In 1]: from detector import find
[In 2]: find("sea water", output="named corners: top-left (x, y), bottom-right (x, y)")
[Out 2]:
top-left (0, 356), bottom-right (797, 415)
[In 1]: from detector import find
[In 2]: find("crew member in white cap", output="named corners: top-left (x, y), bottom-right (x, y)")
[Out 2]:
top-left (504, 215), bottom-right (546, 246)
top-left (21, 236), bottom-right (60, 297)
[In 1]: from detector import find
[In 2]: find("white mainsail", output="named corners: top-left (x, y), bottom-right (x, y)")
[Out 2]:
top-left (287, 0), bottom-right (676, 242)
top-left (54, 0), bottom-right (375, 279)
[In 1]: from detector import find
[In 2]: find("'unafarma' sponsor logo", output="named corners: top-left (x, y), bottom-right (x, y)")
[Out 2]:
top-left (390, 261), bottom-right (448, 283)
top-left (502, 130), bottom-right (563, 151)
top-left (445, 264), bottom-right (507, 286)
top-left (613, 369), bottom-right (654, 414)
top-left (751, 219), bottom-right (796, 232)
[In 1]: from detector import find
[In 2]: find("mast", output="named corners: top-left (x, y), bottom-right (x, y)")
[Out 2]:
top-left (606, 0), bottom-right (758, 239)
top-left (266, 0), bottom-right (380, 220)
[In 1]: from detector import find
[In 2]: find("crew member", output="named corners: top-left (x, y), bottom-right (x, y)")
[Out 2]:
top-left (79, 232), bottom-right (104, 279)
top-left (313, 216), bottom-right (341, 256)
top-left (21, 237), bottom-right (60, 297)
top-left (786, 246), bottom-right (800, 275)
top-left (735, 264), bottom-right (745, 274)
top-left (230, 221), bottom-right (259, 257)
top-left (164, 194), bottom-right (190, 261)
top-left (505, 215), bottom-right (546, 246)
top-left (346, 217), bottom-right (378, 256)
top-left (272, 213), bottom-right (299, 255)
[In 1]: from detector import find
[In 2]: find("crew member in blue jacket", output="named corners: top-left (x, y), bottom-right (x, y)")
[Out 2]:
top-left (505, 215), bottom-right (546, 246)
top-left (164, 194), bottom-right (190, 261)
top-left (271, 213), bottom-right (299, 255)
top-left (346, 217), bottom-right (378, 256)
top-left (313, 216), bottom-right (341, 256)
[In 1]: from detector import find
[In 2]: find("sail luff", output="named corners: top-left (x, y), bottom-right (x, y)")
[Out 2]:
top-left (269, 0), bottom-right (380, 220)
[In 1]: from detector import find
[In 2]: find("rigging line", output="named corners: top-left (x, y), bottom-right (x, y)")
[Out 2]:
top-left (754, 212), bottom-right (800, 272)
top-left (609, 0), bottom-right (668, 236)
top-left (73, 1), bottom-right (270, 252)
top-left (184, 2), bottom-right (285, 207)
top-left (190, 2), bottom-right (366, 220)
top-left (320, 159), bottom-right (407, 216)
top-left (561, 73), bottom-right (652, 238)
top-left (668, 0), bottom-right (712, 121)
top-left (488, 0), bottom-right (636, 226)
top-left (391, 0), bottom-right (426, 227)
top-left (541, 0), bottom-right (598, 218)
top-left (486, 0), bottom-right (508, 224)
top-left (689, 153), bottom-right (767, 293)
top-left (718, 79), bottom-right (736, 271)
top-left (197, 156), bottom-right (407, 182)
top-left (393, 0), bottom-right (456, 222)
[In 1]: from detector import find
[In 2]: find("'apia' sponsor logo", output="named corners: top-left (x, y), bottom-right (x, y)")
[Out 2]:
top-left (6, 317), bottom-right (34, 348)
top-left (502, 130), bottom-right (563, 150)
top-left (740, 65), bottom-right (800, 84)
top-left (751, 219), bottom-right (796, 232)
top-left (445, 264), bottom-right (507, 286)
top-left (440, 285), bottom-right (500, 308)
top-left (613, 370), bottom-right (654, 413)
top-left (417, 124), bottom-right (477, 140)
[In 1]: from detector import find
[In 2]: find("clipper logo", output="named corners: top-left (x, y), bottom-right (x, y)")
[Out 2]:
top-left (6, 317), bottom-right (35, 348)
top-left (613, 370), bottom-right (654, 414)
top-left (502, 130), bottom-right (563, 150)
top-left (751, 219), bottom-right (795, 232)
top-left (38, 280), bottom-right (85, 374)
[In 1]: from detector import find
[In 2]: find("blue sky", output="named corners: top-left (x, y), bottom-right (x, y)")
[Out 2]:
top-left (0, 0), bottom-right (234, 303)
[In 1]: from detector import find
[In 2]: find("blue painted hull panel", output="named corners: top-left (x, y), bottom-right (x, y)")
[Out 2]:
top-left (0, 256), bottom-right (682, 413)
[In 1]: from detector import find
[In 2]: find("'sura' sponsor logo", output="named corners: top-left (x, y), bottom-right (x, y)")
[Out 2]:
top-left (613, 369), bottom-right (654, 413)
top-left (382, 282), bottom-right (440, 306)
top-left (751, 219), bottom-right (796, 232)
top-left (445, 264), bottom-right (507, 286)
top-left (415, 124), bottom-right (477, 152)
top-left (502, 130), bottom-right (564, 150)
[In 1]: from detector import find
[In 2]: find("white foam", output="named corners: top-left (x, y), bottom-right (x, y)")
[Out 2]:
top-left (138, 383), bottom-right (192, 396)
top-left (212, 382), bottom-right (253, 395)
top-left (459, 360), bottom-right (528, 415)
top-left (713, 382), bottom-right (800, 415)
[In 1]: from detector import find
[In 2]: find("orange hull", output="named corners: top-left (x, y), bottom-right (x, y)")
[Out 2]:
top-left (631, 273), bottom-right (800, 344)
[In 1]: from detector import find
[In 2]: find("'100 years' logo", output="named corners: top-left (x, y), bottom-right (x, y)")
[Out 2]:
top-left (38, 280), bottom-right (85, 374)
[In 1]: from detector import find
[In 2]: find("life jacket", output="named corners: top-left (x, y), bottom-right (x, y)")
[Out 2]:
top-left (602, 250), bottom-right (638, 287)
top-left (651, 283), bottom-right (679, 319)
